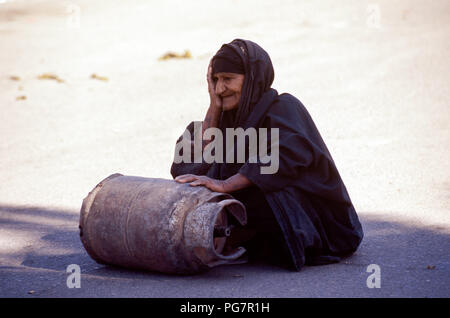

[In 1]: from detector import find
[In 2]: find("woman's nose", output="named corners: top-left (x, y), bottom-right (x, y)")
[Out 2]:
top-left (215, 80), bottom-right (225, 95)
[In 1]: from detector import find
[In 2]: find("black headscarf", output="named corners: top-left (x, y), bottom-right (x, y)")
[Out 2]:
top-left (211, 45), bottom-right (245, 75)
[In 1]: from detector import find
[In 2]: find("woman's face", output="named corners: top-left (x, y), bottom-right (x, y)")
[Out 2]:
top-left (212, 72), bottom-right (245, 111)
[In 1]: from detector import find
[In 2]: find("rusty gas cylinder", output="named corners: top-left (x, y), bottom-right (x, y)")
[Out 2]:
top-left (79, 173), bottom-right (247, 274)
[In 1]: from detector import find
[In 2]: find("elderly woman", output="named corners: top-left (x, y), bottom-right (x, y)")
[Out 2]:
top-left (170, 39), bottom-right (363, 271)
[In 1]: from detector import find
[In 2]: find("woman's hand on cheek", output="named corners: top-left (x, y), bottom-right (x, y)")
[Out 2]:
top-left (174, 174), bottom-right (227, 193)
top-left (207, 59), bottom-right (222, 111)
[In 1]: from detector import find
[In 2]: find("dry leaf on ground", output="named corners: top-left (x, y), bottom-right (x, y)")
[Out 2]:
top-left (158, 50), bottom-right (192, 61)
top-left (91, 73), bottom-right (108, 81)
top-left (37, 73), bottom-right (64, 83)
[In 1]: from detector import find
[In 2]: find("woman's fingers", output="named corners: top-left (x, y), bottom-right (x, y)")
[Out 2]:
top-left (175, 175), bottom-right (209, 188)
top-left (207, 60), bottom-right (213, 82)
top-left (189, 179), bottom-right (205, 187)
top-left (176, 175), bottom-right (223, 192)
top-left (175, 174), bottom-right (198, 183)
top-left (189, 176), bottom-right (208, 186)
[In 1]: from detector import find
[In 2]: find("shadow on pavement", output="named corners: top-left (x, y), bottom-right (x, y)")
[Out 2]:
top-left (1, 203), bottom-right (449, 297)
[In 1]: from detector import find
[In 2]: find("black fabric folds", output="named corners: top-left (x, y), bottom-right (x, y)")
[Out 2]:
top-left (170, 39), bottom-right (363, 271)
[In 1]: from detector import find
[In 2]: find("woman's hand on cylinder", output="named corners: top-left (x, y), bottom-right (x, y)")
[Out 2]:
top-left (207, 59), bottom-right (222, 111)
top-left (175, 174), bottom-right (227, 193)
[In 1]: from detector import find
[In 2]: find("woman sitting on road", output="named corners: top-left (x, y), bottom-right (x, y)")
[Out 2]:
top-left (170, 39), bottom-right (363, 271)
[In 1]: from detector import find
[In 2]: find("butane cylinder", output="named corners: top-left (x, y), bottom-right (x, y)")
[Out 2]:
top-left (79, 173), bottom-right (247, 274)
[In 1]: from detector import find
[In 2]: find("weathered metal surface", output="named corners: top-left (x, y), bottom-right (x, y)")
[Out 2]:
top-left (79, 173), bottom-right (247, 274)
